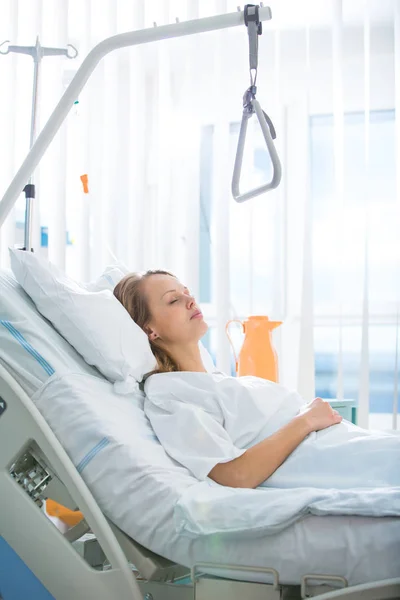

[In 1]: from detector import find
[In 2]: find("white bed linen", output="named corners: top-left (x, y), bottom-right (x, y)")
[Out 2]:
top-left (9, 248), bottom-right (158, 392)
top-left (0, 270), bottom-right (99, 396)
top-left (2, 271), bottom-right (399, 585)
top-left (32, 372), bottom-right (400, 586)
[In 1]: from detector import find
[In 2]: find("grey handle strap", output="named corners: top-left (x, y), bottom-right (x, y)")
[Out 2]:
top-left (244, 4), bottom-right (262, 84)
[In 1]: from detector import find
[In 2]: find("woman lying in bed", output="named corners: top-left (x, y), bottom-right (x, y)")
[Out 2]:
top-left (114, 270), bottom-right (400, 491)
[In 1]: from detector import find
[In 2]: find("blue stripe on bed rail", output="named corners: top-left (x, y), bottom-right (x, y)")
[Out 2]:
top-left (76, 437), bottom-right (110, 473)
top-left (0, 320), bottom-right (55, 376)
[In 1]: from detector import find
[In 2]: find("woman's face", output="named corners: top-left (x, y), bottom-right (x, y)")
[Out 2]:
top-left (142, 273), bottom-right (208, 346)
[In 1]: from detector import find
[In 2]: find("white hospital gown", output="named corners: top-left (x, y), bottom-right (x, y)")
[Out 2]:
top-left (144, 371), bottom-right (400, 489)
top-left (144, 371), bottom-right (305, 480)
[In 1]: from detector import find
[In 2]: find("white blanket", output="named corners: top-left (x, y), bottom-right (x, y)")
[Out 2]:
top-left (175, 480), bottom-right (400, 538)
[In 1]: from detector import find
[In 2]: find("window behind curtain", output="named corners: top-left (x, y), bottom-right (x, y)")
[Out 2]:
top-left (311, 110), bottom-right (398, 428)
top-left (199, 111), bottom-right (399, 428)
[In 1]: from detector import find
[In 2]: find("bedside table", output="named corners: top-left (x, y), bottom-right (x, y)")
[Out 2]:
top-left (325, 399), bottom-right (357, 424)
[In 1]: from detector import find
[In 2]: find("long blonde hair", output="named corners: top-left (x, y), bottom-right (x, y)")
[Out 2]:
top-left (113, 270), bottom-right (179, 377)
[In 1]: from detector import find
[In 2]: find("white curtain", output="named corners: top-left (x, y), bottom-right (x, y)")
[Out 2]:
top-left (0, 0), bottom-right (398, 429)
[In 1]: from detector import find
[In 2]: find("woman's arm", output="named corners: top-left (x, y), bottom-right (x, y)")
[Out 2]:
top-left (209, 398), bottom-right (342, 489)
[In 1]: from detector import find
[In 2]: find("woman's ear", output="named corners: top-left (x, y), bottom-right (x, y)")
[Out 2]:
top-left (146, 327), bottom-right (159, 342)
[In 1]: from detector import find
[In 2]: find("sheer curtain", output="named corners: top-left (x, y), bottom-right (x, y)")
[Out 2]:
top-left (0, 0), bottom-right (398, 429)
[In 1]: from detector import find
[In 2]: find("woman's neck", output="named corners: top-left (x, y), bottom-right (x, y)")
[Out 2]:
top-left (169, 342), bottom-right (207, 373)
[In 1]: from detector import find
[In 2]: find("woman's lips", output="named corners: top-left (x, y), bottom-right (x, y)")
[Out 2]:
top-left (191, 311), bottom-right (203, 319)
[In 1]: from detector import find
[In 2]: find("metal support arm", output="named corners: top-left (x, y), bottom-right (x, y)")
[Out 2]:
top-left (0, 7), bottom-right (272, 229)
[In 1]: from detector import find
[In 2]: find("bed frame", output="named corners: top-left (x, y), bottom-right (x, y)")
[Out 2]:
top-left (0, 361), bottom-right (399, 600)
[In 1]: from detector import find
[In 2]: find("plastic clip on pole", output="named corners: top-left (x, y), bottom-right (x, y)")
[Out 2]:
top-left (231, 4), bottom-right (282, 202)
top-left (22, 184), bottom-right (35, 251)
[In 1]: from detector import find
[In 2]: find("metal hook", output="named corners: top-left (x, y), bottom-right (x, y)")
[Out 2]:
top-left (0, 40), bottom-right (10, 55)
top-left (66, 44), bottom-right (78, 59)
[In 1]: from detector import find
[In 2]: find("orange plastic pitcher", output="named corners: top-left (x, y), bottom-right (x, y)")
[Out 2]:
top-left (226, 316), bottom-right (282, 381)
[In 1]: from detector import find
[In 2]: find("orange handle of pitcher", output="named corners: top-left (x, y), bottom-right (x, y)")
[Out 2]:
top-left (226, 320), bottom-right (244, 373)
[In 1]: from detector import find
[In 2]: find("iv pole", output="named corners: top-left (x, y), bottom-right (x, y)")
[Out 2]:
top-left (0, 37), bottom-right (78, 251)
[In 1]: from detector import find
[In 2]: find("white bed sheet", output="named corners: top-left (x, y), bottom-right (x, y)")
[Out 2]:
top-left (0, 270), bottom-right (99, 395)
top-left (1, 273), bottom-right (399, 586)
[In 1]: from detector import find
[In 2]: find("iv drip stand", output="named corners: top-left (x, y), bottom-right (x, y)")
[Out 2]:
top-left (0, 37), bottom-right (77, 251)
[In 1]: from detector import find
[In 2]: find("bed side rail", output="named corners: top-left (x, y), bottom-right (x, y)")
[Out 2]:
top-left (312, 577), bottom-right (400, 600)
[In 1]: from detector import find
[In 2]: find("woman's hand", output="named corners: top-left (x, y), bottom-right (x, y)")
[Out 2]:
top-left (300, 397), bottom-right (342, 433)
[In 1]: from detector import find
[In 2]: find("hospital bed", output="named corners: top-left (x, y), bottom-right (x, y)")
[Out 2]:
top-left (0, 5), bottom-right (399, 598)
top-left (0, 268), bottom-right (399, 600)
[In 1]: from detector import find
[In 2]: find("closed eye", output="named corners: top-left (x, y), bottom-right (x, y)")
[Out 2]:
top-left (169, 299), bottom-right (178, 304)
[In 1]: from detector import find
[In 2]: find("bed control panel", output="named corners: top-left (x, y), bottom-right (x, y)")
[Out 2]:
top-left (9, 444), bottom-right (52, 507)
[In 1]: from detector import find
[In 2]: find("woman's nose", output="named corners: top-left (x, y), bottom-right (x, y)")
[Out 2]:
top-left (187, 296), bottom-right (195, 309)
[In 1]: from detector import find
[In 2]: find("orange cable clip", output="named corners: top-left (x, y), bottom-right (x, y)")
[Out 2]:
top-left (80, 174), bottom-right (89, 194)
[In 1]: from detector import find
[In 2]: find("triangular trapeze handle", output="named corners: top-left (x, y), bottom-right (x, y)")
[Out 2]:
top-left (231, 97), bottom-right (282, 203)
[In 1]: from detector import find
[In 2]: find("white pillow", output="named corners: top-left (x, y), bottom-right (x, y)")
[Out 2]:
top-left (9, 250), bottom-right (216, 393)
top-left (9, 249), bottom-right (156, 393)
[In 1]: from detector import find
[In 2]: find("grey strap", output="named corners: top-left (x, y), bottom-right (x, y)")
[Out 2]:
top-left (246, 10), bottom-right (259, 72)
top-left (244, 4), bottom-right (262, 85)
